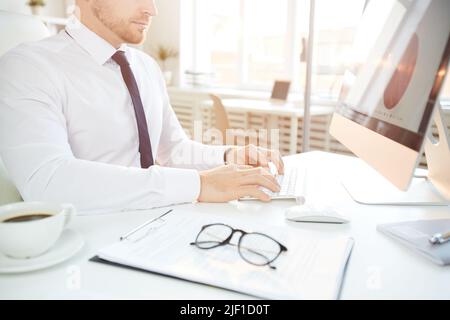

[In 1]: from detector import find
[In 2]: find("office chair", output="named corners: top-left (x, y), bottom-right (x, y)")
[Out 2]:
top-left (209, 94), bottom-right (230, 142)
top-left (208, 94), bottom-right (261, 147)
top-left (0, 11), bottom-right (50, 205)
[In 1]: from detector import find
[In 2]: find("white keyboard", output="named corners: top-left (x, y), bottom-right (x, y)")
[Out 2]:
top-left (240, 166), bottom-right (307, 202)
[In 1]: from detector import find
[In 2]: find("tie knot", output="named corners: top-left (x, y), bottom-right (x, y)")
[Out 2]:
top-left (112, 51), bottom-right (129, 67)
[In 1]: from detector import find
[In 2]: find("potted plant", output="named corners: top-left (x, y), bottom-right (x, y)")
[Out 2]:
top-left (154, 45), bottom-right (178, 86)
top-left (28, 0), bottom-right (46, 15)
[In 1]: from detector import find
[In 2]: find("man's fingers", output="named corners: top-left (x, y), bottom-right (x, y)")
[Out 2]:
top-left (256, 150), bottom-right (270, 168)
top-left (245, 146), bottom-right (284, 175)
top-left (236, 165), bottom-right (254, 170)
top-left (278, 155), bottom-right (285, 175)
top-left (238, 186), bottom-right (271, 202)
top-left (269, 150), bottom-right (284, 175)
top-left (245, 145), bottom-right (267, 168)
top-left (239, 174), bottom-right (280, 193)
top-left (238, 166), bottom-right (275, 179)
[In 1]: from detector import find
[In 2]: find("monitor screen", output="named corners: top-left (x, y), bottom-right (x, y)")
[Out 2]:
top-left (336, 0), bottom-right (450, 152)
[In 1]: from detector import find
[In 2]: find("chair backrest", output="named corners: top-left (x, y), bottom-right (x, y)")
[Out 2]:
top-left (270, 80), bottom-right (291, 101)
top-left (0, 11), bottom-right (50, 205)
top-left (209, 94), bottom-right (230, 142)
top-left (0, 10), bottom-right (50, 56)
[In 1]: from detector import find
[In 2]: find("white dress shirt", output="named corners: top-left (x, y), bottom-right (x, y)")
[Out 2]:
top-left (0, 19), bottom-right (228, 213)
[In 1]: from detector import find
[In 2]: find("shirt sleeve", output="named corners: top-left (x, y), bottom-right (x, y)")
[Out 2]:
top-left (0, 50), bottom-right (201, 213)
top-left (154, 62), bottom-right (230, 171)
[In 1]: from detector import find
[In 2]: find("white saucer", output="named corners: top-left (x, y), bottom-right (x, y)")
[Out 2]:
top-left (0, 229), bottom-right (84, 274)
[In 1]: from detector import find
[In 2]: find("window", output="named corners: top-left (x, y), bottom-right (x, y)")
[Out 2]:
top-left (188, 0), bottom-right (366, 101)
top-left (309, 0), bottom-right (366, 99)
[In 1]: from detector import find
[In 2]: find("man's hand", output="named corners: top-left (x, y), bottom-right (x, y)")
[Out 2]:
top-left (198, 164), bottom-right (280, 203)
top-left (224, 144), bottom-right (284, 175)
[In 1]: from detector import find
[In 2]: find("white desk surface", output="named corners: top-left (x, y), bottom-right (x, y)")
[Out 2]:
top-left (1, 151), bottom-right (450, 300)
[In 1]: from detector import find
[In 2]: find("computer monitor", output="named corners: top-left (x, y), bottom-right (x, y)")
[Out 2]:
top-left (329, 0), bottom-right (450, 205)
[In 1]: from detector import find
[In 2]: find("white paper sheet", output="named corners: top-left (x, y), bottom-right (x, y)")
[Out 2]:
top-left (97, 210), bottom-right (354, 299)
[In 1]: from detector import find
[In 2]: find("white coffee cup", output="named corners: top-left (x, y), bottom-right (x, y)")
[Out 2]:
top-left (0, 202), bottom-right (76, 259)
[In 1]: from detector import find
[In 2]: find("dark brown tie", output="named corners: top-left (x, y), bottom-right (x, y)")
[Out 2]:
top-left (112, 51), bottom-right (154, 168)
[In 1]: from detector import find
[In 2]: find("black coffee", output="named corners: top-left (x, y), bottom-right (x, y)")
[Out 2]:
top-left (3, 214), bottom-right (52, 223)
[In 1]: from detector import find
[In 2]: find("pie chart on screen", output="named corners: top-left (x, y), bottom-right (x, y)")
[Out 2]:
top-left (383, 33), bottom-right (419, 110)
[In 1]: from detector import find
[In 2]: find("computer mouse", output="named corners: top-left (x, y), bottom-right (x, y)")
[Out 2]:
top-left (285, 205), bottom-right (349, 224)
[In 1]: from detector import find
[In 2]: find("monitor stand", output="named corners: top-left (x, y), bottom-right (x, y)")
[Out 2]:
top-left (341, 105), bottom-right (450, 206)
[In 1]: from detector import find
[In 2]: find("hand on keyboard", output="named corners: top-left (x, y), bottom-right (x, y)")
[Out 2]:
top-left (240, 165), bottom-right (306, 202)
top-left (198, 164), bottom-right (281, 203)
top-left (224, 144), bottom-right (285, 175)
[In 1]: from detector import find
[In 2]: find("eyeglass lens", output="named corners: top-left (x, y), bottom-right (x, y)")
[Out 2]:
top-left (195, 224), bottom-right (283, 266)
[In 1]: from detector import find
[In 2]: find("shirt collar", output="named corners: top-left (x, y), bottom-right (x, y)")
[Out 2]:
top-left (65, 16), bottom-right (128, 66)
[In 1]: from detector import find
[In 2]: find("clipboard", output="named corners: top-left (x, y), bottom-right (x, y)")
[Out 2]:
top-left (90, 209), bottom-right (354, 299)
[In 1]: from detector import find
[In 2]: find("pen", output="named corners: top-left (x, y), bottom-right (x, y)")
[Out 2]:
top-left (120, 209), bottom-right (173, 241)
top-left (429, 231), bottom-right (450, 245)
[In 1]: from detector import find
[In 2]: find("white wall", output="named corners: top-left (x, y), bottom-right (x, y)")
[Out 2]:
top-left (0, 0), bottom-right (184, 84)
top-left (144, 0), bottom-right (183, 86)
top-left (0, 0), bottom-right (66, 17)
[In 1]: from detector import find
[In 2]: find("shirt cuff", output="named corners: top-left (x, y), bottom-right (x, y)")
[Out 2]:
top-left (160, 166), bottom-right (201, 203)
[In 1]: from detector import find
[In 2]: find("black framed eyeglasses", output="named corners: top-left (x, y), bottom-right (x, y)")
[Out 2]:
top-left (190, 223), bottom-right (288, 270)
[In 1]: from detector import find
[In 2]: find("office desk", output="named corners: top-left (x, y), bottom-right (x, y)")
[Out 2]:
top-left (204, 98), bottom-right (302, 115)
top-left (1, 151), bottom-right (450, 299)
top-left (201, 99), bottom-right (335, 154)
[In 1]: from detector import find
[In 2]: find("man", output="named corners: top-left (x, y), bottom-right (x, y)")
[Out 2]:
top-left (0, 0), bottom-right (284, 212)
